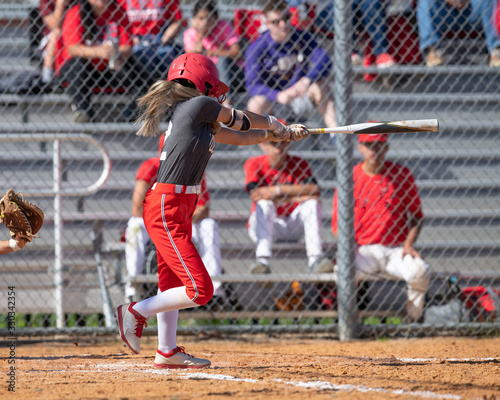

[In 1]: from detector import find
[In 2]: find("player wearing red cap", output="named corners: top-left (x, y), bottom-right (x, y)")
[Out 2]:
top-left (331, 133), bottom-right (430, 321)
top-left (116, 53), bottom-right (309, 368)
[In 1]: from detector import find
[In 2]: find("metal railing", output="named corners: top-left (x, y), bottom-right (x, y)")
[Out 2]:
top-left (0, 133), bottom-right (111, 327)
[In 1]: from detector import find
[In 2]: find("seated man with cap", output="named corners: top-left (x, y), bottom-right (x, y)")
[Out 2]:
top-left (331, 132), bottom-right (430, 322)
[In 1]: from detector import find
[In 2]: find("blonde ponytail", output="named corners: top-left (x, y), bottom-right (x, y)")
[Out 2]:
top-left (135, 80), bottom-right (204, 137)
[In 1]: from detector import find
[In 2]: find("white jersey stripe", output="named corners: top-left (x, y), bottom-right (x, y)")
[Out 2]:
top-left (160, 122), bottom-right (173, 161)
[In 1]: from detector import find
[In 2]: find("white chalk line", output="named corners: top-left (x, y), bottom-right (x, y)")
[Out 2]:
top-left (68, 357), bottom-right (470, 400)
top-left (142, 369), bottom-right (462, 399)
top-left (25, 355), bottom-right (498, 399)
top-left (395, 357), bottom-right (497, 363)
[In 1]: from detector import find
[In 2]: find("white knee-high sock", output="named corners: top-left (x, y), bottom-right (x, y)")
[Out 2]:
top-left (132, 286), bottom-right (198, 317)
top-left (157, 310), bottom-right (179, 353)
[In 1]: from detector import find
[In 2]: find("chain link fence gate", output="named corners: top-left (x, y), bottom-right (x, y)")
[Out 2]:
top-left (0, 0), bottom-right (499, 338)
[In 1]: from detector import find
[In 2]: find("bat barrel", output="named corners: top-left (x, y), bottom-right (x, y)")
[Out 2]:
top-left (307, 119), bottom-right (439, 135)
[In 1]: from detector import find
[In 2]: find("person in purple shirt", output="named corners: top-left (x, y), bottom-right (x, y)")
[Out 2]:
top-left (245, 0), bottom-right (336, 130)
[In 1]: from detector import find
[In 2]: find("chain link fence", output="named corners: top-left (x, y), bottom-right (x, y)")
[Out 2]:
top-left (0, 0), bottom-right (499, 338)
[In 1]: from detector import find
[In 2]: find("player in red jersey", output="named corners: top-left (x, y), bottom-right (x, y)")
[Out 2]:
top-left (56, 0), bottom-right (152, 122)
top-left (39, 0), bottom-right (69, 86)
top-left (116, 53), bottom-right (309, 369)
top-left (331, 133), bottom-right (430, 321)
top-left (116, 0), bottom-right (184, 76)
top-left (244, 140), bottom-right (333, 274)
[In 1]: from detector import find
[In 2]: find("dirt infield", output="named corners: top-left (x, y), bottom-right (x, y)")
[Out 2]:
top-left (3, 335), bottom-right (499, 399)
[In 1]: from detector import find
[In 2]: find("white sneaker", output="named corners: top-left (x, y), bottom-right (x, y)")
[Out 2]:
top-left (250, 261), bottom-right (271, 274)
top-left (309, 257), bottom-right (334, 274)
top-left (154, 347), bottom-right (211, 369)
top-left (116, 302), bottom-right (147, 354)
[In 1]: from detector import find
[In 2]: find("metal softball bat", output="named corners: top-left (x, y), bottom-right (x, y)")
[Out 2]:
top-left (307, 119), bottom-right (439, 135)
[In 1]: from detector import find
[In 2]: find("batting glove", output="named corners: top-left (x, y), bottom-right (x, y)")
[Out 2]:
top-left (265, 116), bottom-right (309, 142)
top-left (288, 124), bottom-right (309, 141)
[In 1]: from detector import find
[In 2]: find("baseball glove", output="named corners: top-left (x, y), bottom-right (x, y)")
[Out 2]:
top-left (0, 189), bottom-right (44, 242)
top-left (273, 281), bottom-right (304, 311)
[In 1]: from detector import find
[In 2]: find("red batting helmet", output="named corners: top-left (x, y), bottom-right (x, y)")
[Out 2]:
top-left (167, 53), bottom-right (229, 104)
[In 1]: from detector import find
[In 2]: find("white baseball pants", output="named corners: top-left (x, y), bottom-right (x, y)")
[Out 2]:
top-left (192, 217), bottom-right (224, 297)
top-left (247, 199), bottom-right (324, 268)
top-left (125, 216), bottom-right (150, 299)
top-left (355, 244), bottom-right (431, 320)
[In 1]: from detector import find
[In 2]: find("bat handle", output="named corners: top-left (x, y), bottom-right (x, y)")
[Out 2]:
top-left (308, 128), bottom-right (325, 134)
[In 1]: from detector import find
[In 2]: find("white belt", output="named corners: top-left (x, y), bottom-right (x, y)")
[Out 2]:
top-left (176, 184), bottom-right (201, 195)
top-left (151, 182), bottom-right (201, 195)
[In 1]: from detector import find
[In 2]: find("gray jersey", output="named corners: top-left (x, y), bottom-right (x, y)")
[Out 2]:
top-left (157, 96), bottom-right (222, 185)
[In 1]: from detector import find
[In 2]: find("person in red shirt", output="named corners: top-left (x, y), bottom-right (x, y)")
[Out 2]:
top-left (39, 0), bottom-right (69, 86)
top-left (56, 0), bottom-right (152, 122)
top-left (124, 136), bottom-right (224, 304)
top-left (331, 133), bottom-right (430, 321)
top-left (116, 0), bottom-right (184, 77)
top-left (244, 139), bottom-right (333, 274)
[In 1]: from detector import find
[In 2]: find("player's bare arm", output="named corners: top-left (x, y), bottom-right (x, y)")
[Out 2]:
top-left (131, 179), bottom-right (151, 218)
top-left (42, 0), bottom-right (69, 30)
top-left (273, 183), bottom-right (320, 200)
top-left (0, 234), bottom-right (27, 255)
top-left (217, 106), bottom-right (273, 130)
top-left (161, 20), bottom-right (182, 45)
top-left (215, 106), bottom-right (308, 144)
top-left (249, 184), bottom-right (319, 202)
top-left (192, 204), bottom-right (209, 224)
top-left (402, 217), bottom-right (424, 259)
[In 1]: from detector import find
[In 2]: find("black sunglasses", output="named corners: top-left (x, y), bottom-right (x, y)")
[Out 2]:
top-left (268, 13), bottom-right (291, 26)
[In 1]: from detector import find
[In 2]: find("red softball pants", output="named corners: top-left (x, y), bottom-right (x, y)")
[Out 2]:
top-left (142, 183), bottom-right (214, 305)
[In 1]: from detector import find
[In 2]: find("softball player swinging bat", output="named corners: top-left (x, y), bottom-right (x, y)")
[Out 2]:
top-left (116, 53), bottom-right (309, 369)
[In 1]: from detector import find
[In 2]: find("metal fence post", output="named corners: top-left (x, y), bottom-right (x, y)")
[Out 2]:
top-left (334, 0), bottom-right (358, 340)
top-left (92, 220), bottom-right (116, 328)
top-left (53, 138), bottom-right (64, 328)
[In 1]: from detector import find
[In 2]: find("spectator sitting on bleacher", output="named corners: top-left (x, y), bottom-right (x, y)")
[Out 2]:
top-left (0, 234), bottom-right (27, 256)
top-left (183, 0), bottom-right (245, 105)
top-left (39, 0), bottom-right (69, 88)
top-left (288, 0), bottom-right (396, 68)
top-left (331, 133), bottom-right (430, 322)
top-left (116, 0), bottom-right (184, 78)
top-left (244, 138), bottom-right (334, 275)
top-left (124, 135), bottom-right (224, 304)
top-left (56, 0), bottom-right (153, 122)
top-left (244, 0), bottom-right (336, 130)
top-left (417, 0), bottom-right (500, 67)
